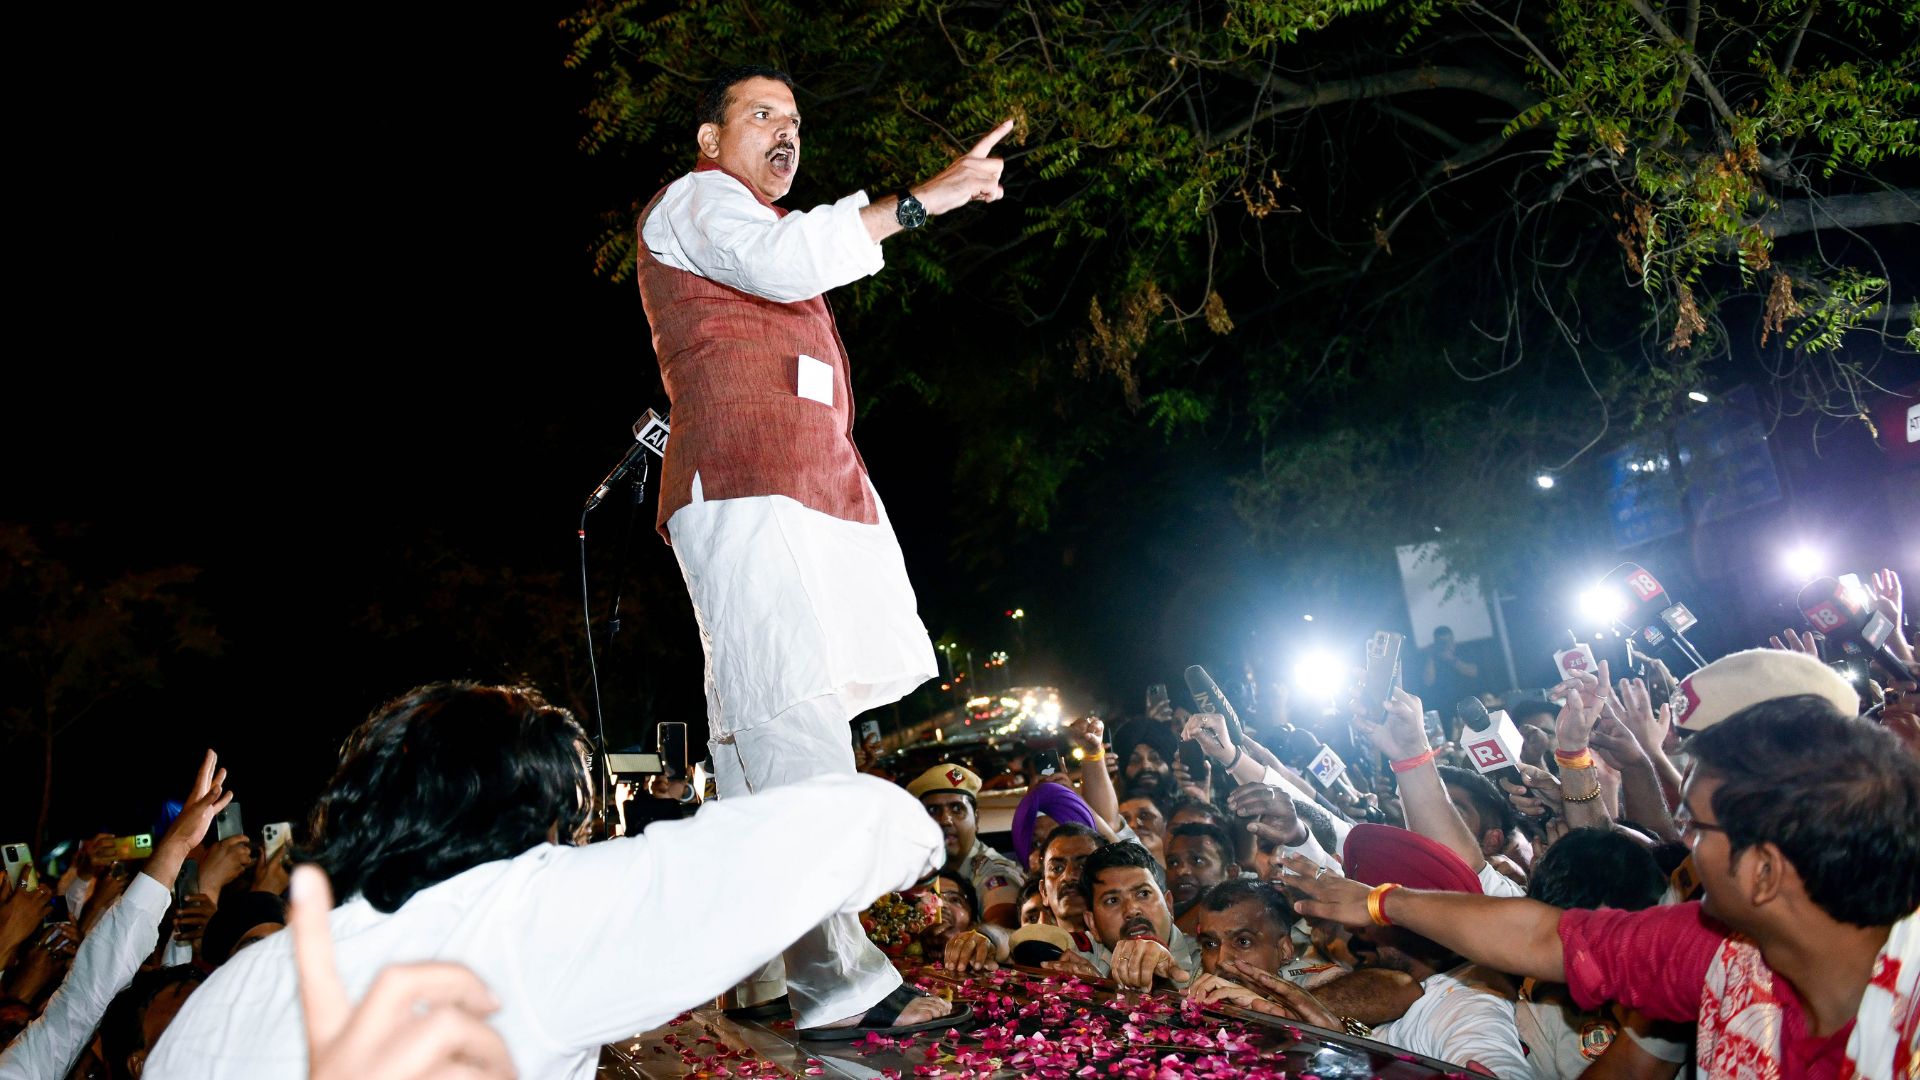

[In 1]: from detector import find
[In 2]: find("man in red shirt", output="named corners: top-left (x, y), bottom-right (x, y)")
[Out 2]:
top-left (1285, 686), bottom-right (1920, 1080)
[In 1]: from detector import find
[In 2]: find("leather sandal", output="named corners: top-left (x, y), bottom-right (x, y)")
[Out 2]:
top-left (794, 983), bottom-right (972, 1042)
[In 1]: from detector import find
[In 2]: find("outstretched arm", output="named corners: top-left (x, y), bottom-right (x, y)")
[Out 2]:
top-left (858, 120), bottom-right (1014, 242)
top-left (1352, 687), bottom-right (1487, 872)
top-left (1280, 854), bottom-right (1568, 983)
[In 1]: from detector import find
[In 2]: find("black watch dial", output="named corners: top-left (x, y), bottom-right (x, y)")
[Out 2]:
top-left (895, 191), bottom-right (927, 230)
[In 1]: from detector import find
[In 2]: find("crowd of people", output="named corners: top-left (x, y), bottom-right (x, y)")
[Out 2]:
top-left (2, 568), bottom-right (1916, 1078)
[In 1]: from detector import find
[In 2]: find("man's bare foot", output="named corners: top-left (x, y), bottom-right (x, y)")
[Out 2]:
top-left (817, 991), bottom-right (952, 1029)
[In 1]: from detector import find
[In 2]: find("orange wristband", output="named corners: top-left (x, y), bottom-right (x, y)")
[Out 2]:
top-left (1554, 748), bottom-right (1595, 770)
top-left (1367, 882), bottom-right (1402, 926)
top-left (1390, 748), bottom-right (1438, 773)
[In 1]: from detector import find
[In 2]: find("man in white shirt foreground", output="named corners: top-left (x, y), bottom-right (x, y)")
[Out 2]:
top-left (145, 682), bottom-right (945, 1079)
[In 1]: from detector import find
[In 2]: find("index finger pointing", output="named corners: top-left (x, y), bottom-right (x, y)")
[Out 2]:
top-left (967, 118), bottom-right (1015, 158)
top-left (291, 865), bottom-right (350, 1053)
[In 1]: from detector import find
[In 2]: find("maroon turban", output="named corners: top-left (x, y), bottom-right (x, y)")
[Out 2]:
top-left (1341, 824), bottom-right (1483, 894)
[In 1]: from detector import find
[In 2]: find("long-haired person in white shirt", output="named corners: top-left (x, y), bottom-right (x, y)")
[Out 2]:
top-left (144, 682), bottom-right (944, 1079)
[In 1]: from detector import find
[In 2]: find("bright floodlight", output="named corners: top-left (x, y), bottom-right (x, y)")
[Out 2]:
top-left (1534, 473), bottom-right (1555, 489)
top-left (1293, 651), bottom-right (1347, 702)
top-left (1782, 546), bottom-right (1823, 581)
top-left (1688, 390), bottom-right (1710, 403)
top-left (1578, 586), bottom-right (1630, 626)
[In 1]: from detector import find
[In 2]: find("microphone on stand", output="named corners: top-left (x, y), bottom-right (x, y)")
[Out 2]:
top-left (584, 410), bottom-right (671, 511)
top-left (1599, 562), bottom-right (1707, 672)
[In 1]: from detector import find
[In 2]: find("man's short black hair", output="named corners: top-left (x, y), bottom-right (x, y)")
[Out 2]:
top-left (1169, 821), bottom-right (1237, 868)
top-left (1688, 694), bottom-right (1920, 927)
top-left (1041, 821), bottom-right (1106, 861)
top-left (1076, 840), bottom-right (1166, 904)
top-left (697, 65), bottom-right (795, 127)
top-left (1199, 878), bottom-right (1293, 932)
top-left (1434, 626), bottom-right (1454, 639)
top-left (1164, 796), bottom-right (1226, 828)
top-left (1437, 765), bottom-right (1518, 839)
top-left (1508, 698), bottom-right (1558, 726)
top-left (1527, 828), bottom-right (1665, 910)
top-left (305, 682), bottom-right (592, 913)
top-left (1121, 780), bottom-right (1175, 822)
top-left (933, 871), bottom-right (979, 921)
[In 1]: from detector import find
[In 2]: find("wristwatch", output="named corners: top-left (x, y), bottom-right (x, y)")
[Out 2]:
top-left (894, 189), bottom-right (927, 230)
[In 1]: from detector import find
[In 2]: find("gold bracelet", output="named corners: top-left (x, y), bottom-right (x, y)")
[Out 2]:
top-left (1084, 750), bottom-right (1105, 762)
top-left (1366, 882), bottom-right (1401, 926)
top-left (1562, 784), bottom-right (1604, 802)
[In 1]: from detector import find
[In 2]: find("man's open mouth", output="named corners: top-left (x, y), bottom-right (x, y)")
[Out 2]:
top-left (768, 147), bottom-right (795, 175)
top-left (1122, 918), bottom-right (1158, 940)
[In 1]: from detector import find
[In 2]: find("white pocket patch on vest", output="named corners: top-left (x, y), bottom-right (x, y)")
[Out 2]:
top-left (797, 354), bottom-right (834, 407)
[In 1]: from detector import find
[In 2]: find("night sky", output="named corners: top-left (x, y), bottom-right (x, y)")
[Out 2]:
top-left (7, 5), bottom-right (1917, 849)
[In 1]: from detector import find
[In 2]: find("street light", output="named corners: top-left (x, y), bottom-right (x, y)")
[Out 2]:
top-left (1534, 473), bottom-right (1556, 490)
top-left (1782, 545), bottom-right (1823, 581)
top-left (1688, 390), bottom-right (1710, 403)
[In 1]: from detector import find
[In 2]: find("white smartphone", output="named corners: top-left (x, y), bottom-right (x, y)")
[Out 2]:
top-left (261, 822), bottom-right (293, 859)
top-left (2, 844), bottom-right (33, 888)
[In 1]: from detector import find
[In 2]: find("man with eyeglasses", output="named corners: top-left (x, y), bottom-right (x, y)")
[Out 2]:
top-left (1283, 650), bottom-right (1920, 1080)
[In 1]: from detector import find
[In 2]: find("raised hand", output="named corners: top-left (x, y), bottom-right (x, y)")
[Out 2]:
top-left (173, 894), bottom-right (218, 945)
top-left (1616, 679), bottom-right (1671, 756)
top-left (1768, 628), bottom-right (1822, 657)
top-left (1181, 712), bottom-right (1236, 763)
top-left (1500, 763), bottom-right (1563, 820)
top-left (1548, 664), bottom-right (1608, 752)
top-left (293, 865), bottom-right (515, 1080)
top-left (913, 119), bottom-right (1014, 216)
top-left (1588, 707), bottom-right (1648, 773)
top-left (199, 835), bottom-right (258, 895)
top-left (1062, 714), bottom-right (1106, 755)
top-left (0, 875), bottom-right (54, 969)
top-left (1352, 685), bottom-right (1431, 761)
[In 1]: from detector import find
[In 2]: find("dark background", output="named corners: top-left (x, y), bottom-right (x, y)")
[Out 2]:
top-left (5, 6), bottom-right (1915, 847)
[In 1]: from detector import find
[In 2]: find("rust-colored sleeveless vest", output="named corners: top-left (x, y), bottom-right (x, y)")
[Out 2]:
top-left (635, 162), bottom-right (878, 541)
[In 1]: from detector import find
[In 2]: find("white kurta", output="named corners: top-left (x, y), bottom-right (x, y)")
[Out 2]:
top-left (144, 775), bottom-right (944, 1080)
top-left (646, 170), bottom-right (936, 738)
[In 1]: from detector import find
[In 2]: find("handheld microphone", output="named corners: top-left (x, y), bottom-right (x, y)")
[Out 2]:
top-left (1276, 728), bottom-right (1380, 820)
top-left (1553, 629), bottom-right (1599, 682)
top-left (1599, 563), bottom-right (1707, 672)
top-left (1184, 665), bottom-right (1246, 744)
top-left (1455, 697), bottom-right (1526, 789)
top-left (1798, 577), bottom-right (1909, 676)
top-left (584, 410), bottom-right (671, 511)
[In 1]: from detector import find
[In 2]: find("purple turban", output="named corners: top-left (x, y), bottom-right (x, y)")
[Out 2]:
top-left (1011, 781), bottom-right (1099, 865)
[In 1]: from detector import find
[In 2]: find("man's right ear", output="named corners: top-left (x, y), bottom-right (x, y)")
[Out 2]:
top-left (697, 122), bottom-right (722, 160)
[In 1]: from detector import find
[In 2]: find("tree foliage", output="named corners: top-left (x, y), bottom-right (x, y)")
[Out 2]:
top-left (1, 525), bottom-right (222, 847)
top-left (564, 0), bottom-right (1916, 587)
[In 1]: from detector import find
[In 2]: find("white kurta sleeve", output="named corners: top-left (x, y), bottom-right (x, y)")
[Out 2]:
top-left (0, 873), bottom-right (171, 1080)
top-left (510, 773), bottom-right (942, 1048)
top-left (641, 171), bottom-right (884, 302)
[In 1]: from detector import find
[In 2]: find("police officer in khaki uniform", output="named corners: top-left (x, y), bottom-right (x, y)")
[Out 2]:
top-left (905, 765), bottom-right (1024, 927)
